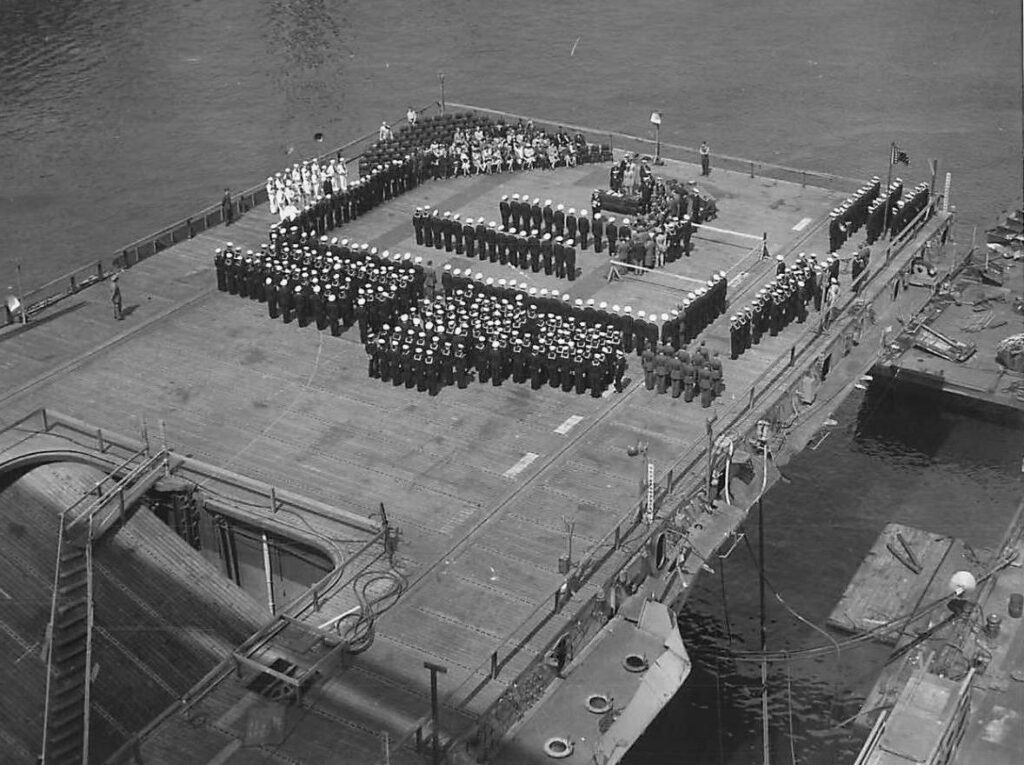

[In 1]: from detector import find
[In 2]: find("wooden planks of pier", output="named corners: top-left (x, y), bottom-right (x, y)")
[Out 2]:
top-left (827, 523), bottom-right (972, 645)
top-left (1, 153), bottom-right (905, 763)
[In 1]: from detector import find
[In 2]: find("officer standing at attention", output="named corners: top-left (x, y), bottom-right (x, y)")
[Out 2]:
top-left (699, 141), bottom-right (711, 176)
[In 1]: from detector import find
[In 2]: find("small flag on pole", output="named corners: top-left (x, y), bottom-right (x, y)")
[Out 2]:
top-left (891, 144), bottom-right (910, 166)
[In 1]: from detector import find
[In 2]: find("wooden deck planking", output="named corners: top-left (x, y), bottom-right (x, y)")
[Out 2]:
top-left (0, 154), bottom-right (858, 763)
top-left (826, 523), bottom-right (956, 643)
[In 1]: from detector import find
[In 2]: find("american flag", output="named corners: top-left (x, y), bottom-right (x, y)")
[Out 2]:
top-left (890, 144), bottom-right (910, 166)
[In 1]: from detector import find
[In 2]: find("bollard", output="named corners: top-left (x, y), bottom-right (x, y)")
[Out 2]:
top-left (750, 161), bottom-right (755, 178)
top-left (491, 651), bottom-right (499, 679)
top-left (985, 613), bottom-right (1002, 638)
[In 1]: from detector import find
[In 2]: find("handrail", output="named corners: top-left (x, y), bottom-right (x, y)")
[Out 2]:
top-left (39, 510), bottom-right (67, 765)
top-left (407, 199), bottom-right (953, 762)
top-left (2, 101), bottom-right (441, 327)
top-left (82, 517), bottom-right (96, 763)
top-left (67, 449), bottom-right (166, 530)
top-left (446, 101), bottom-right (867, 191)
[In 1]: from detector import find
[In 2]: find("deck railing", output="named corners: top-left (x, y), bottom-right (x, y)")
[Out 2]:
top-left (446, 101), bottom-right (867, 194)
top-left (1, 102), bottom-right (441, 328)
top-left (416, 205), bottom-right (955, 763)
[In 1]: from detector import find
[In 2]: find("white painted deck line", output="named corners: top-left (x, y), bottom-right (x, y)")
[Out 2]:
top-left (503, 452), bottom-right (539, 478)
top-left (792, 217), bottom-right (813, 231)
top-left (554, 415), bottom-right (583, 435)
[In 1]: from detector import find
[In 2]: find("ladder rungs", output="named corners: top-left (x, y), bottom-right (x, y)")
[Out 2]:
top-left (47, 735), bottom-right (85, 763)
top-left (58, 578), bottom-right (88, 598)
top-left (58, 560), bottom-right (88, 580)
top-left (54, 615), bottom-right (87, 640)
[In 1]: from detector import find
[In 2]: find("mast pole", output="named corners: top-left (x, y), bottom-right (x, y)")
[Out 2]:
top-left (882, 143), bottom-right (895, 240)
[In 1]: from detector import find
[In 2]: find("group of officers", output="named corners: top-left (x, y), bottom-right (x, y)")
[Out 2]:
top-left (641, 342), bottom-right (724, 407)
top-left (727, 252), bottom-right (842, 360)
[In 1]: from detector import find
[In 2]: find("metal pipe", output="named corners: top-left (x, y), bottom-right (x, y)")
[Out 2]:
top-left (262, 531), bottom-right (276, 615)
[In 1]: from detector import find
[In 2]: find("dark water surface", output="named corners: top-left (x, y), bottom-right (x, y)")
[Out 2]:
top-left (633, 385), bottom-right (1024, 764)
top-left (0, 0), bottom-right (1020, 290)
top-left (1, 1), bottom-right (1022, 763)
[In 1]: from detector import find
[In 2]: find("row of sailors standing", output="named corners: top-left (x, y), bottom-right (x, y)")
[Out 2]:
top-left (728, 253), bottom-right (841, 359)
top-left (214, 239), bottom-right (430, 340)
top-left (366, 285), bottom-right (627, 397)
top-left (413, 209), bottom-right (579, 280)
top-left (642, 342), bottom-right (724, 407)
top-left (877, 182), bottom-right (930, 243)
top-left (828, 176), bottom-right (882, 252)
top-left (214, 238), bottom-right (731, 395)
top-left (499, 194), bottom-right (644, 256)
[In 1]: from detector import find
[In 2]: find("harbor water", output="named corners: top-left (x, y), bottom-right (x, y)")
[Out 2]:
top-left (1, 1), bottom-right (1022, 763)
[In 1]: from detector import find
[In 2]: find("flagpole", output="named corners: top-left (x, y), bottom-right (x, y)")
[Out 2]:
top-left (882, 143), bottom-right (895, 240)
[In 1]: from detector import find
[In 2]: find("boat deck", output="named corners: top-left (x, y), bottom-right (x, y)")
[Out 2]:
top-left (873, 254), bottom-right (1024, 412)
top-left (0, 154), bottom-right (866, 762)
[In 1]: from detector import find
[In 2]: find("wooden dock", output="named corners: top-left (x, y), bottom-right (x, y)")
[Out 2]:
top-left (0, 145), bottom-right (949, 763)
top-left (826, 523), bottom-right (969, 645)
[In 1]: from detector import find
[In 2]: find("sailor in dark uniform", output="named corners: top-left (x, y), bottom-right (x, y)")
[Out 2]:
top-left (527, 230), bottom-right (542, 272)
top-left (540, 234), bottom-right (554, 275)
top-left (214, 249), bottom-right (227, 291)
top-left (577, 210), bottom-right (590, 250)
top-left (564, 239), bottom-right (577, 281)
top-left (463, 219), bottom-right (477, 259)
top-left (499, 195), bottom-right (512, 228)
top-left (265, 277), bottom-right (279, 319)
top-left (552, 237), bottom-right (566, 279)
top-left (542, 200), bottom-right (555, 234)
top-left (592, 213), bottom-right (604, 254)
top-left (605, 216), bottom-right (618, 256)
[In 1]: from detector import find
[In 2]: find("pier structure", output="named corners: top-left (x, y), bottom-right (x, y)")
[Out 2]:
top-left (0, 106), bottom-right (954, 764)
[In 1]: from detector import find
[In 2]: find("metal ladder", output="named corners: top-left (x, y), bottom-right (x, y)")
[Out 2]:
top-left (40, 514), bottom-right (95, 765)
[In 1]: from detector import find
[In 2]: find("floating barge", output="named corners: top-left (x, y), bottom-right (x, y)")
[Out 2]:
top-left (839, 501), bottom-right (1024, 765)
top-left (0, 104), bottom-right (953, 764)
top-left (871, 211), bottom-right (1024, 415)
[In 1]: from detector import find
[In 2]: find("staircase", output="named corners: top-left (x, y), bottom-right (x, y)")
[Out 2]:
top-left (41, 516), bottom-right (95, 765)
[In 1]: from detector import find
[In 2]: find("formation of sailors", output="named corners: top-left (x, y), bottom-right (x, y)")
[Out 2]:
top-left (413, 201), bottom-right (584, 280)
top-left (366, 283), bottom-right (627, 397)
top-left (829, 177), bottom-right (882, 252)
top-left (641, 341), bottom-right (724, 407)
top-left (882, 182), bottom-right (930, 242)
top-left (828, 177), bottom-right (930, 251)
top-left (728, 253), bottom-right (840, 359)
top-left (214, 239), bottom-right (426, 341)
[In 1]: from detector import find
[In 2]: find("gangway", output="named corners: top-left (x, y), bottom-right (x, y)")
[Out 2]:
top-left (39, 447), bottom-right (172, 764)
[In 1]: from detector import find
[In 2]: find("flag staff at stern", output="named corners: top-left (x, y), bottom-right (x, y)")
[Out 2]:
top-left (883, 142), bottom-right (910, 238)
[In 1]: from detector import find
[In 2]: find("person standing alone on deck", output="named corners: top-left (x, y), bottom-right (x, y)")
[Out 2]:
top-left (110, 274), bottom-right (123, 320)
top-left (699, 141), bottom-right (711, 176)
top-left (221, 188), bottom-right (234, 225)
